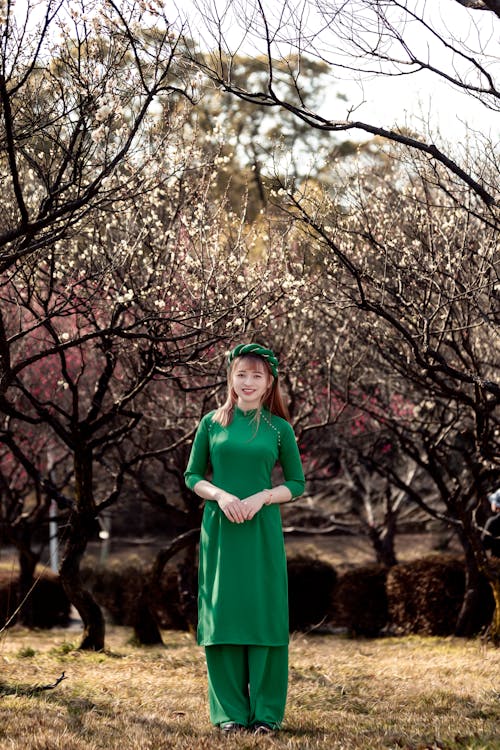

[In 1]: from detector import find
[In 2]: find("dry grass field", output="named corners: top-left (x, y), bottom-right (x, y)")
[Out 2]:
top-left (0, 626), bottom-right (499, 750)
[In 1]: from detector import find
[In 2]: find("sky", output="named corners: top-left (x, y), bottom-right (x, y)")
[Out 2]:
top-left (10, 0), bottom-right (499, 144)
top-left (342, 2), bottom-right (499, 141)
top-left (180, 0), bottom-right (499, 143)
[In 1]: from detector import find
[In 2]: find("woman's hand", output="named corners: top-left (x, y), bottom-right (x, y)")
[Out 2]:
top-left (215, 491), bottom-right (246, 523)
top-left (241, 492), bottom-right (268, 521)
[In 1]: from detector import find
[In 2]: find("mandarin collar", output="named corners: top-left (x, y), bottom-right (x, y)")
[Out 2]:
top-left (234, 406), bottom-right (258, 418)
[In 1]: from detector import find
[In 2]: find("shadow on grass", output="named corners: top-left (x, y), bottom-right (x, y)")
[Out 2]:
top-left (0, 671), bottom-right (67, 698)
top-left (0, 682), bottom-right (98, 723)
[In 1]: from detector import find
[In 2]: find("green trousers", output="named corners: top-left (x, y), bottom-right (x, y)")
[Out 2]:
top-left (205, 644), bottom-right (288, 728)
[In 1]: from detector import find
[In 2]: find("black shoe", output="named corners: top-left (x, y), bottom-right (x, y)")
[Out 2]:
top-left (219, 721), bottom-right (246, 734)
top-left (251, 722), bottom-right (275, 735)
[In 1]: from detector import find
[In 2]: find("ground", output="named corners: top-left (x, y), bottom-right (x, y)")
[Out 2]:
top-left (0, 627), bottom-right (499, 750)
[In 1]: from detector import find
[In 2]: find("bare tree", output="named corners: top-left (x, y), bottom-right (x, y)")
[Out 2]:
top-left (0, 0), bottom-right (198, 393)
top-left (0, 114), bottom-right (328, 647)
top-left (185, 0), bottom-right (500, 625)
top-left (184, 0), bottom-right (499, 209)
top-left (282, 144), bottom-right (499, 637)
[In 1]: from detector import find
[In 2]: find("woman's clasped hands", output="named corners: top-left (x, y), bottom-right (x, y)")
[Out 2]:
top-left (215, 490), bottom-right (268, 523)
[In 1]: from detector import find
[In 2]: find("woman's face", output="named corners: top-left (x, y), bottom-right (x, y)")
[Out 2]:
top-left (232, 356), bottom-right (271, 411)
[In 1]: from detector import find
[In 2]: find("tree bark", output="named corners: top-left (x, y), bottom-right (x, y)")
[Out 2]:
top-left (367, 505), bottom-right (398, 568)
top-left (17, 544), bottom-right (40, 628)
top-left (133, 528), bottom-right (200, 645)
top-left (60, 547), bottom-right (105, 651)
top-left (455, 536), bottom-right (486, 637)
top-left (59, 445), bottom-right (105, 651)
top-left (369, 528), bottom-right (398, 568)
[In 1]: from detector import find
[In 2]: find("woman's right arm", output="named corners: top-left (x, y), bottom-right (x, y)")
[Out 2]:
top-left (184, 416), bottom-right (246, 523)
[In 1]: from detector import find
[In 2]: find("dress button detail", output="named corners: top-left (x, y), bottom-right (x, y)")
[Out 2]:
top-left (261, 412), bottom-right (281, 447)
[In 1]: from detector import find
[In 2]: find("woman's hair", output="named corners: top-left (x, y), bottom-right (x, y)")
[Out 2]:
top-left (212, 354), bottom-right (290, 427)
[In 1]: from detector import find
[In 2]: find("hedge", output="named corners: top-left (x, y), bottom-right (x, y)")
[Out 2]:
top-left (0, 569), bottom-right (70, 629)
top-left (331, 564), bottom-right (389, 637)
top-left (3, 552), bottom-right (499, 639)
top-left (386, 554), bottom-right (496, 636)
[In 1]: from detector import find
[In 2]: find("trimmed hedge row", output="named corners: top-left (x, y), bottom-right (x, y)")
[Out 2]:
top-left (331, 554), bottom-right (499, 637)
top-left (0, 569), bottom-right (70, 629)
top-left (79, 555), bottom-right (339, 634)
top-left (287, 555), bottom-right (338, 631)
top-left (2, 553), bottom-right (498, 637)
top-left (386, 554), bottom-right (496, 636)
top-left (332, 564), bottom-right (388, 637)
top-left (81, 558), bottom-right (187, 631)
top-left (81, 552), bottom-right (497, 637)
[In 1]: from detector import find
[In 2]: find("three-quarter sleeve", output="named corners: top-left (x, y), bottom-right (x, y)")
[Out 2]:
top-left (279, 421), bottom-right (305, 498)
top-left (184, 414), bottom-right (211, 490)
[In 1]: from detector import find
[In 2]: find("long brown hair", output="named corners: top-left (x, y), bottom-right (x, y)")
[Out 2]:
top-left (212, 354), bottom-right (290, 427)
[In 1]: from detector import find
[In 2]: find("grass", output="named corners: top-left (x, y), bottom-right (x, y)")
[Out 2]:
top-left (0, 627), bottom-right (499, 749)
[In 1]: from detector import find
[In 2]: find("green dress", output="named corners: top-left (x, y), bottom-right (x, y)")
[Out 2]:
top-left (184, 407), bottom-right (305, 647)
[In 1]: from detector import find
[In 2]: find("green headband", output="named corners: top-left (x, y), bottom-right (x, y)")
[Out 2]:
top-left (227, 343), bottom-right (279, 379)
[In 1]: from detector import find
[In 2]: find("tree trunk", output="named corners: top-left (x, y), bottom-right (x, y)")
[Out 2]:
top-left (60, 530), bottom-right (105, 650)
top-left (132, 584), bottom-right (164, 646)
top-left (133, 528), bottom-right (200, 646)
top-left (364, 488), bottom-right (399, 568)
top-left (17, 543), bottom-right (40, 627)
top-left (455, 537), bottom-right (485, 637)
top-left (59, 445), bottom-right (105, 651)
top-left (368, 527), bottom-right (398, 567)
top-left (7, 516), bottom-right (41, 627)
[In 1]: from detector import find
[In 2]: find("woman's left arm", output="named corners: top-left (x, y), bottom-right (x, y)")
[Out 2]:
top-left (242, 485), bottom-right (292, 520)
top-left (241, 422), bottom-right (305, 520)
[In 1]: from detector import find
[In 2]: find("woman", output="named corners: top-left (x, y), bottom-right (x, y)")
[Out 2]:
top-left (184, 342), bottom-right (305, 734)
